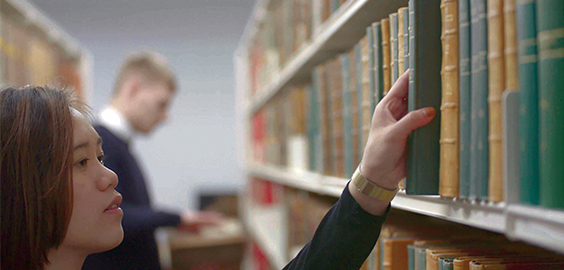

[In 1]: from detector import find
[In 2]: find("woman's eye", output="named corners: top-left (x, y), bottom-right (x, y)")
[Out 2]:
top-left (97, 154), bottom-right (105, 164)
top-left (77, 159), bottom-right (89, 167)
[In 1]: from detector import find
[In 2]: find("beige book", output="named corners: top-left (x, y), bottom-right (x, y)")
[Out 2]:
top-left (381, 18), bottom-right (391, 95)
top-left (439, 0), bottom-right (460, 198)
top-left (487, 0), bottom-right (505, 202)
top-left (397, 7), bottom-right (407, 74)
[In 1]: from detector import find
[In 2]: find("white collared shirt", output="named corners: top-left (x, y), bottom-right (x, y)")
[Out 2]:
top-left (97, 107), bottom-right (137, 143)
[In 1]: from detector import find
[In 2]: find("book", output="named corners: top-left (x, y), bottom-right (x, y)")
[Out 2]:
top-left (516, 0), bottom-right (539, 205)
top-left (355, 43), bottom-right (365, 160)
top-left (469, 0), bottom-right (489, 200)
top-left (373, 22), bottom-right (384, 104)
top-left (398, 7), bottom-right (408, 75)
top-left (458, 0), bottom-right (472, 198)
top-left (538, 0), bottom-right (564, 209)
top-left (403, 7), bottom-right (410, 73)
top-left (314, 64), bottom-right (333, 175)
top-left (349, 48), bottom-right (361, 168)
top-left (440, 257), bottom-right (456, 270)
top-left (390, 13), bottom-right (399, 84)
top-left (406, 0), bottom-right (443, 195)
top-left (384, 238), bottom-right (415, 270)
top-left (381, 18), bottom-right (392, 95)
top-left (487, 0), bottom-right (505, 203)
top-left (329, 57), bottom-right (345, 178)
top-left (367, 25), bottom-right (376, 114)
top-left (439, 0), bottom-right (460, 198)
top-left (360, 35), bottom-right (372, 159)
top-left (504, 0), bottom-right (518, 90)
top-left (307, 82), bottom-right (320, 172)
top-left (341, 54), bottom-right (354, 177)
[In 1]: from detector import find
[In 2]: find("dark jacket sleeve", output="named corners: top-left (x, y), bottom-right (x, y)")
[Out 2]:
top-left (101, 134), bottom-right (181, 234)
top-left (283, 182), bottom-right (390, 270)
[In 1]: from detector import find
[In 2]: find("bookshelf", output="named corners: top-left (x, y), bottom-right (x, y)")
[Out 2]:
top-left (234, 0), bottom-right (564, 267)
top-left (0, 0), bottom-right (93, 100)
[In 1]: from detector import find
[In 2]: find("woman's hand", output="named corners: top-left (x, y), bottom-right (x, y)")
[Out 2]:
top-left (350, 70), bottom-right (436, 215)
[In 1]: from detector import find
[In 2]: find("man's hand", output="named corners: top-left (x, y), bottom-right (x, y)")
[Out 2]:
top-left (177, 211), bottom-right (223, 233)
top-left (349, 70), bottom-right (436, 215)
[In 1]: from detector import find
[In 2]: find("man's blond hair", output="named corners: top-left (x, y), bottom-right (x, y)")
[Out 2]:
top-left (113, 51), bottom-right (177, 96)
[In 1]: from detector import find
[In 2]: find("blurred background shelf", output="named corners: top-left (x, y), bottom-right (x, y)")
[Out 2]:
top-left (240, 0), bottom-right (409, 116)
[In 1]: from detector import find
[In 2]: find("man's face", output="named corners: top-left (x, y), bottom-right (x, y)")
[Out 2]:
top-left (129, 80), bottom-right (174, 134)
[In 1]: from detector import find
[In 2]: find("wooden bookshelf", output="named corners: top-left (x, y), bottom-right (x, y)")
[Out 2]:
top-left (234, 0), bottom-right (564, 266)
top-left (0, 0), bottom-right (92, 100)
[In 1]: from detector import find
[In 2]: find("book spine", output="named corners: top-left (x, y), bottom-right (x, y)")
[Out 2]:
top-left (398, 8), bottom-right (406, 75)
top-left (318, 64), bottom-right (333, 176)
top-left (342, 54), bottom-right (353, 177)
top-left (349, 48), bottom-right (361, 167)
top-left (390, 13), bottom-right (399, 84)
top-left (361, 36), bottom-right (372, 159)
top-left (382, 18), bottom-right (392, 95)
top-left (439, 0), bottom-right (460, 198)
top-left (406, 0), bottom-right (442, 195)
top-left (373, 22), bottom-right (384, 104)
top-left (459, 0), bottom-right (472, 198)
top-left (516, 0), bottom-right (539, 205)
top-left (307, 81), bottom-right (318, 172)
top-left (355, 43), bottom-right (365, 160)
top-left (538, 0), bottom-right (564, 209)
top-left (403, 7), bottom-right (410, 73)
top-left (367, 25), bottom-right (376, 113)
top-left (487, 0), bottom-right (505, 202)
top-left (469, 0), bottom-right (489, 200)
top-left (332, 58), bottom-right (345, 178)
top-left (504, 0), bottom-right (518, 90)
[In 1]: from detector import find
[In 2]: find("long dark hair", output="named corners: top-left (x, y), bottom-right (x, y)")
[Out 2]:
top-left (1, 86), bottom-right (87, 270)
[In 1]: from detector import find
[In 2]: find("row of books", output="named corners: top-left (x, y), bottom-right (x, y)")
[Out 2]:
top-left (248, 0), bottom-right (350, 96)
top-left (286, 188), bottom-right (335, 259)
top-left (250, 0), bottom-right (564, 209)
top-left (359, 209), bottom-right (564, 270)
top-left (0, 11), bottom-right (84, 96)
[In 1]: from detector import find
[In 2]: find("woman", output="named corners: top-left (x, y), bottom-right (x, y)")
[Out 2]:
top-left (1, 71), bottom-right (435, 269)
top-left (1, 86), bottom-right (124, 270)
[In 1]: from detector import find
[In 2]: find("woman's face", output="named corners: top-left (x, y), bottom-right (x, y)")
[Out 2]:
top-left (62, 112), bottom-right (124, 253)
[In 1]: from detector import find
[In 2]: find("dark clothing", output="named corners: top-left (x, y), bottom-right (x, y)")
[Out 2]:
top-left (284, 184), bottom-right (390, 270)
top-left (82, 125), bottom-right (181, 270)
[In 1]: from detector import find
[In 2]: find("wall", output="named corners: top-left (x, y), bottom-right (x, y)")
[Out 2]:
top-left (31, 0), bottom-right (255, 211)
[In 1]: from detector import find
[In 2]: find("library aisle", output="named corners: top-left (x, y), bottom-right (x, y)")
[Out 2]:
top-left (235, 0), bottom-right (564, 269)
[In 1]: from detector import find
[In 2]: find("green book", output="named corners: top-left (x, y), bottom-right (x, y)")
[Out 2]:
top-left (408, 244), bottom-right (416, 270)
top-left (307, 84), bottom-right (316, 172)
top-left (311, 72), bottom-right (322, 173)
top-left (330, 0), bottom-right (340, 13)
top-left (440, 257), bottom-right (455, 270)
top-left (373, 22), bottom-right (384, 104)
top-left (406, 0), bottom-right (442, 195)
top-left (391, 13), bottom-right (399, 83)
top-left (403, 7), bottom-right (410, 72)
top-left (458, 0), bottom-right (472, 198)
top-left (367, 25), bottom-right (376, 113)
top-left (342, 54), bottom-right (353, 177)
top-left (469, 0), bottom-right (489, 200)
top-left (355, 43), bottom-right (364, 160)
top-left (517, 0), bottom-right (539, 205)
top-left (538, 0), bottom-right (564, 209)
